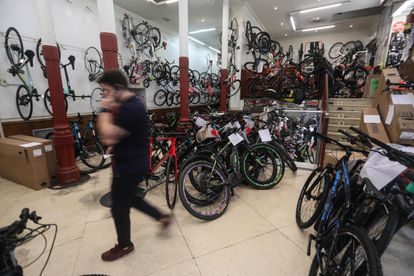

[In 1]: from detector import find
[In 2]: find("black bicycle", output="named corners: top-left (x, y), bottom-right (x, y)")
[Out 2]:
top-left (0, 208), bottom-right (57, 276)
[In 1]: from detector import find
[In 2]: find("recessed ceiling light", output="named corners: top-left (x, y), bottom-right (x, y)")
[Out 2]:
top-left (349, 24), bottom-right (353, 28)
top-left (293, 1), bottom-right (350, 14)
top-left (316, 17), bottom-right (320, 20)
top-left (274, 6), bottom-right (278, 10)
top-left (189, 28), bottom-right (216, 34)
top-left (315, 30), bottom-right (319, 32)
top-left (201, 19), bottom-right (205, 22)
top-left (290, 16), bottom-right (296, 31)
top-left (285, 33), bottom-right (288, 36)
top-left (208, 46), bottom-right (221, 53)
top-left (281, 22), bottom-right (284, 26)
top-left (188, 36), bottom-right (205, 46)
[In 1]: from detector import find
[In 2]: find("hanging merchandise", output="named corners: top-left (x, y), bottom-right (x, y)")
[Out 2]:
top-left (386, 21), bottom-right (407, 67)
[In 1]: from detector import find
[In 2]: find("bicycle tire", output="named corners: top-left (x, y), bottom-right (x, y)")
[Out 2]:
top-left (16, 85), bottom-right (33, 121)
top-left (153, 89), bottom-right (167, 106)
top-left (147, 27), bottom-right (161, 48)
top-left (241, 143), bottom-right (284, 189)
top-left (43, 88), bottom-right (68, 116)
top-left (84, 46), bottom-right (102, 75)
top-left (178, 160), bottom-right (230, 221)
top-left (341, 41), bottom-right (356, 55)
top-left (151, 63), bottom-right (165, 80)
top-left (90, 87), bottom-right (104, 113)
top-left (230, 18), bottom-right (239, 42)
top-left (295, 166), bottom-right (330, 229)
top-left (190, 92), bottom-right (201, 105)
top-left (36, 38), bottom-right (61, 70)
top-left (256, 32), bottom-right (271, 53)
top-left (228, 79), bottom-right (241, 97)
top-left (343, 66), bottom-right (368, 89)
top-left (170, 65), bottom-right (180, 82)
top-left (309, 225), bottom-right (383, 276)
top-left (328, 42), bottom-right (344, 59)
top-left (79, 141), bottom-right (105, 169)
top-left (165, 156), bottom-right (178, 209)
top-left (5, 27), bottom-right (24, 66)
top-left (271, 141), bottom-right (297, 172)
top-left (133, 22), bottom-right (150, 47)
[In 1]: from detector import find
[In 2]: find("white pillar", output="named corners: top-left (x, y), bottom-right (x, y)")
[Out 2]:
top-left (97, 0), bottom-right (116, 33)
top-left (35, 0), bottom-right (56, 46)
top-left (221, 0), bottom-right (229, 69)
top-left (179, 0), bottom-right (189, 57)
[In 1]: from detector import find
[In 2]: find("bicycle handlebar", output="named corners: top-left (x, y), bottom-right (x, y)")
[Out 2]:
top-left (312, 131), bottom-right (367, 154)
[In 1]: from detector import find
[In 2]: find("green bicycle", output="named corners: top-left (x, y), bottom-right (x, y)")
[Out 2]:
top-left (5, 27), bottom-right (43, 120)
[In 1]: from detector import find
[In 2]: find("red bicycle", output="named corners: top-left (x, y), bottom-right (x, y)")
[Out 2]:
top-left (146, 135), bottom-right (179, 209)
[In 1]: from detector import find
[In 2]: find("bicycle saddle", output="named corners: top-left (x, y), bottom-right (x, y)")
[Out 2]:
top-left (68, 55), bottom-right (76, 70)
top-left (25, 50), bottom-right (35, 66)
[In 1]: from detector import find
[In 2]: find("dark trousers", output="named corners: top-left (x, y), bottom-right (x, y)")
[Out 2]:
top-left (111, 171), bottom-right (162, 247)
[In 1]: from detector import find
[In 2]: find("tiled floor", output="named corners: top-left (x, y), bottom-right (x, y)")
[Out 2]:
top-left (0, 169), bottom-right (318, 275)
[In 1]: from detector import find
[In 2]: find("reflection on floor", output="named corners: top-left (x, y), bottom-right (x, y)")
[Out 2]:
top-left (0, 168), bottom-right (410, 276)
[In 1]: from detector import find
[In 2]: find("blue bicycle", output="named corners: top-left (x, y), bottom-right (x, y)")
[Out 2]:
top-left (306, 132), bottom-right (383, 276)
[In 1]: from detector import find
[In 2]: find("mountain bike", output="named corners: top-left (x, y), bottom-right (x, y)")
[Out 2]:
top-left (306, 132), bottom-right (382, 276)
top-left (4, 27), bottom-right (42, 120)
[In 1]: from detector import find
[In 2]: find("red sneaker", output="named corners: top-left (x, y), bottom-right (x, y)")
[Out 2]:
top-left (101, 244), bottom-right (134, 262)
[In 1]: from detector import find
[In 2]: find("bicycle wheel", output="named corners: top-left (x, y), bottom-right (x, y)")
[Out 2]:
top-left (343, 67), bottom-right (368, 89)
top-left (90, 87), bottom-right (104, 113)
top-left (256, 32), bottom-right (271, 53)
top-left (271, 142), bottom-right (297, 172)
top-left (16, 85), bottom-right (33, 121)
top-left (36, 38), bottom-right (61, 70)
top-left (165, 156), bottom-right (178, 209)
top-left (270, 40), bottom-right (281, 54)
top-left (228, 80), bottom-right (241, 97)
top-left (341, 41), bottom-right (356, 56)
top-left (170, 65), bottom-right (180, 82)
top-left (309, 225), bottom-right (383, 276)
top-left (153, 89), bottom-right (167, 106)
top-left (166, 92), bottom-right (174, 106)
top-left (230, 18), bottom-right (239, 42)
top-left (43, 88), bottom-right (68, 116)
top-left (79, 141), bottom-right (105, 169)
top-left (132, 22), bottom-right (150, 47)
top-left (147, 27), bottom-right (161, 48)
top-left (151, 63), bottom-right (166, 80)
top-left (191, 92), bottom-right (201, 104)
top-left (178, 160), bottom-right (230, 221)
top-left (329, 42), bottom-right (344, 59)
top-left (241, 144), bottom-right (284, 189)
top-left (295, 166), bottom-right (330, 229)
top-left (5, 27), bottom-right (24, 66)
top-left (84, 47), bottom-right (102, 75)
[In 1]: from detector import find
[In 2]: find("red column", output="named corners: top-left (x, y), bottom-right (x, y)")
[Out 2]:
top-left (43, 45), bottom-right (80, 184)
top-left (179, 56), bottom-right (190, 122)
top-left (220, 69), bottom-right (228, 112)
top-left (100, 32), bottom-right (119, 70)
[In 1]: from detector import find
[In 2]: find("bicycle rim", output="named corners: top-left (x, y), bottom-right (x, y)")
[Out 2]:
top-left (16, 85), bottom-right (33, 121)
top-left (79, 142), bottom-right (105, 169)
top-left (5, 27), bottom-right (24, 66)
top-left (90, 87), bottom-right (104, 113)
top-left (165, 156), bottom-right (178, 209)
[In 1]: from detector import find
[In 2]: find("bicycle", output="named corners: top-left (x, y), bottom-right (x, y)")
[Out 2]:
top-left (0, 208), bottom-right (57, 276)
top-left (305, 132), bottom-right (382, 276)
top-left (4, 27), bottom-right (43, 120)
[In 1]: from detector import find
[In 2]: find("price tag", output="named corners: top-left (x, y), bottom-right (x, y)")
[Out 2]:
top-left (233, 121), bottom-right (241, 129)
top-left (33, 149), bottom-right (42, 157)
top-left (257, 60), bottom-right (264, 73)
top-left (259, 129), bottom-right (272, 142)
top-left (44, 145), bottom-right (53, 152)
top-left (195, 117), bottom-right (207, 127)
top-left (228, 133), bottom-right (244, 146)
top-left (309, 126), bottom-right (314, 132)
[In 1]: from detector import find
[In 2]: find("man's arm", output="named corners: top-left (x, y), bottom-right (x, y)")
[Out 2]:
top-left (98, 112), bottom-right (129, 145)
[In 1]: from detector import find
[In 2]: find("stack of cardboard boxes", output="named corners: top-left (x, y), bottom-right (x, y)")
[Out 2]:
top-left (366, 68), bottom-right (414, 146)
top-left (0, 135), bottom-right (57, 190)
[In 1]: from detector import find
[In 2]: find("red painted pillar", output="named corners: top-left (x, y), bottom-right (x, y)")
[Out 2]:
top-left (179, 57), bottom-right (190, 122)
top-left (220, 69), bottom-right (228, 112)
top-left (100, 32), bottom-right (119, 70)
top-left (43, 45), bottom-right (80, 183)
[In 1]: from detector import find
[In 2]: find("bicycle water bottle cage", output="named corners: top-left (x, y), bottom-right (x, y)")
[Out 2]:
top-left (68, 55), bottom-right (76, 70)
top-left (24, 50), bottom-right (35, 67)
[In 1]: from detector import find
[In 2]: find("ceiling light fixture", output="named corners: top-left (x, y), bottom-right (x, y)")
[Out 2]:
top-left (188, 36), bottom-right (205, 45)
top-left (147, 0), bottom-right (178, 5)
top-left (302, 25), bottom-right (335, 32)
top-left (290, 16), bottom-right (296, 31)
top-left (281, 22), bottom-right (284, 26)
top-left (274, 6), bottom-right (278, 10)
top-left (209, 46), bottom-right (221, 53)
top-left (201, 19), bottom-right (205, 22)
top-left (392, 0), bottom-right (414, 17)
top-left (285, 33), bottom-right (288, 36)
top-left (189, 28), bottom-right (216, 34)
top-left (349, 24), bottom-right (353, 28)
top-left (299, 3), bottom-right (342, 13)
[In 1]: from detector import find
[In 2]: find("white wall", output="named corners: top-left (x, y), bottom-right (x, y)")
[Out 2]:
top-left (0, 0), bottom-right (217, 121)
top-left (276, 29), bottom-right (376, 63)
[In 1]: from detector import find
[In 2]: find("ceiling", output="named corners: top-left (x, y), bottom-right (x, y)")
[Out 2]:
top-left (114, 0), bottom-right (391, 48)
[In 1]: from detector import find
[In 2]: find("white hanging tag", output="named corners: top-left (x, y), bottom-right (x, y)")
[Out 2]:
top-left (257, 60), bottom-right (264, 73)
top-left (195, 117), bottom-right (207, 127)
top-left (228, 133), bottom-right (244, 146)
top-left (259, 129), bottom-right (272, 142)
top-left (309, 126), bottom-right (315, 132)
top-left (233, 121), bottom-right (241, 129)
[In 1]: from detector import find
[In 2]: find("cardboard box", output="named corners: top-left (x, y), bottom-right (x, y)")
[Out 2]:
top-left (364, 74), bottom-right (380, 98)
top-left (0, 138), bottom-right (50, 190)
top-left (9, 135), bottom-right (57, 180)
top-left (360, 108), bottom-right (390, 144)
top-left (373, 68), bottom-right (402, 108)
top-left (377, 90), bottom-right (414, 124)
top-left (384, 104), bottom-right (414, 145)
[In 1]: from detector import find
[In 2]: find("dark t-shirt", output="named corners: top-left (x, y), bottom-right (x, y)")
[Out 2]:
top-left (113, 96), bottom-right (148, 174)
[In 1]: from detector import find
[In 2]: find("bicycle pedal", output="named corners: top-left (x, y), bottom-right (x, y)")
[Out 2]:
top-left (307, 234), bottom-right (316, 256)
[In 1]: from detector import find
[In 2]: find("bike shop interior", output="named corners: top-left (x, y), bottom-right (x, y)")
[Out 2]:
top-left (0, 0), bottom-right (414, 275)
